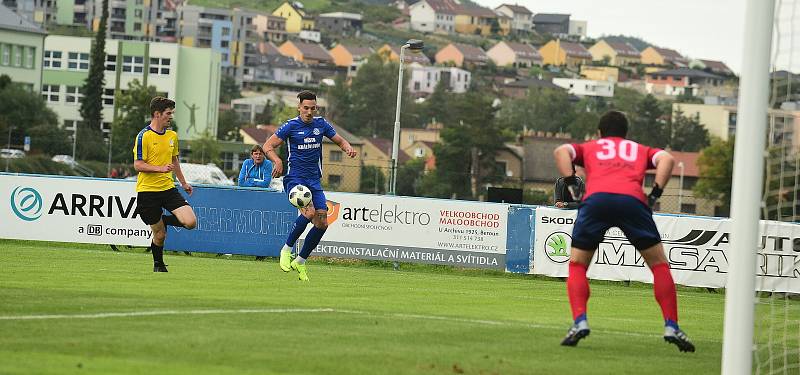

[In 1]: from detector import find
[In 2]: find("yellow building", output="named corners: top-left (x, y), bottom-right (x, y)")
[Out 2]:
top-left (580, 66), bottom-right (619, 82)
top-left (640, 46), bottom-right (689, 67)
top-left (587, 40), bottom-right (640, 66)
top-left (454, 6), bottom-right (496, 36)
top-left (272, 1), bottom-right (307, 33)
top-left (539, 39), bottom-right (592, 69)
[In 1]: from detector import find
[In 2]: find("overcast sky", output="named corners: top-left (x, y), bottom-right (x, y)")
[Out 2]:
top-left (475, 0), bottom-right (800, 74)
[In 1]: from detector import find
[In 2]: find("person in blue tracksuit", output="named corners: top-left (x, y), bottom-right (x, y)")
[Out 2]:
top-left (237, 145), bottom-right (273, 188)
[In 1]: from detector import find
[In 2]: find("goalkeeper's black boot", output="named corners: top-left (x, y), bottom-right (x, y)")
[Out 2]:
top-left (153, 262), bottom-right (169, 273)
top-left (560, 320), bottom-right (590, 347)
top-left (664, 326), bottom-right (695, 352)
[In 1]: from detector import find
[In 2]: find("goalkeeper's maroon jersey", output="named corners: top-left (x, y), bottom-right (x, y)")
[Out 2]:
top-left (566, 137), bottom-right (665, 205)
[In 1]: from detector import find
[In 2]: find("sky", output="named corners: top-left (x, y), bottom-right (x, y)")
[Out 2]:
top-left (474, 0), bottom-right (798, 74)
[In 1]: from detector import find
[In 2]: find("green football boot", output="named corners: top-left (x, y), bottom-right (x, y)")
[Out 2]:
top-left (290, 259), bottom-right (309, 282)
top-left (279, 249), bottom-right (292, 272)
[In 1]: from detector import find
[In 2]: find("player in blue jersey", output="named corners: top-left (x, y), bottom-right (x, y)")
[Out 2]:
top-left (262, 90), bottom-right (357, 281)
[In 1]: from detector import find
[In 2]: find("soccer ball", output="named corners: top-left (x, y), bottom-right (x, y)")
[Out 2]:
top-left (288, 185), bottom-right (312, 208)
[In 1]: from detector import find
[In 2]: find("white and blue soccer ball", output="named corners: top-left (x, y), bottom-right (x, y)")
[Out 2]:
top-left (288, 185), bottom-right (312, 209)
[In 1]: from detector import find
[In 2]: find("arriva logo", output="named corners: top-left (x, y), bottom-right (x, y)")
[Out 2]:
top-left (544, 231), bottom-right (572, 263)
top-left (10, 186), bottom-right (43, 221)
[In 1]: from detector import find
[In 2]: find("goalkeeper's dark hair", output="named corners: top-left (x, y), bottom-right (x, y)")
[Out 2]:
top-left (297, 90), bottom-right (316, 102)
top-left (598, 110), bottom-right (628, 138)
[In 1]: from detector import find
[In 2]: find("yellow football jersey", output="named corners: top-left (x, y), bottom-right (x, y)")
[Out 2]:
top-left (133, 126), bottom-right (179, 192)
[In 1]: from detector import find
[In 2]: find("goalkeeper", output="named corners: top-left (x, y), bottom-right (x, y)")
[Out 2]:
top-left (552, 110), bottom-right (695, 352)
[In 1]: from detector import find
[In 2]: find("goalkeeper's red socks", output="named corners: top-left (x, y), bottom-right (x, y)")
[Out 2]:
top-left (651, 262), bottom-right (679, 324)
top-left (567, 261), bottom-right (590, 322)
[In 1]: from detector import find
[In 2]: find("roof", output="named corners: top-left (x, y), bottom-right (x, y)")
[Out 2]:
top-left (496, 4), bottom-right (532, 14)
top-left (285, 41), bottom-right (332, 62)
top-left (0, 4), bottom-right (46, 34)
top-left (604, 40), bottom-right (639, 57)
top-left (457, 5), bottom-right (496, 18)
top-left (318, 12), bottom-right (363, 21)
top-left (504, 41), bottom-right (541, 59)
top-left (651, 46), bottom-right (688, 64)
top-left (504, 77), bottom-right (562, 90)
top-left (259, 41), bottom-right (281, 55)
top-left (648, 68), bottom-right (723, 80)
top-left (533, 13), bottom-right (569, 24)
top-left (559, 41), bottom-right (592, 58)
top-left (451, 43), bottom-right (488, 63)
top-left (240, 125), bottom-right (277, 144)
top-left (336, 44), bottom-right (373, 60)
top-left (365, 137), bottom-right (411, 164)
top-left (414, 0), bottom-right (459, 15)
top-left (327, 123), bottom-right (364, 145)
top-left (698, 59), bottom-right (732, 74)
top-left (258, 53), bottom-right (309, 69)
top-left (646, 151), bottom-right (699, 177)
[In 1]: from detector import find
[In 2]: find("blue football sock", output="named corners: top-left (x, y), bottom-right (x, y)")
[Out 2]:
top-left (665, 319), bottom-right (679, 329)
top-left (286, 215), bottom-right (311, 247)
top-left (299, 226), bottom-right (326, 259)
top-left (575, 313), bottom-right (587, 325)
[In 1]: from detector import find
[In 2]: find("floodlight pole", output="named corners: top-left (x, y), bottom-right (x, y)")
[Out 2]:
top-left (390, 39), bottom-right (423, 195)
top-left (721, 1), bottom-right (775, 374)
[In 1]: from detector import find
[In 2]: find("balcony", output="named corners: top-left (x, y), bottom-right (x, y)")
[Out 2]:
top-left (110, 8), bottom-right (126, 19)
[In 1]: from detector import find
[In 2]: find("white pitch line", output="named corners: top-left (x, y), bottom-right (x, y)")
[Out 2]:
top-left (0, 308), bottom-right (717, 341)
top-left (0, 308), bottom-right (335, 320)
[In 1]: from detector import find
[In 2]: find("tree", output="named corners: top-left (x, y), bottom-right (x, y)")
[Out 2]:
top-left (694, 136), bottom-right (734, 208)
top-left (219, 75), bottom-right (241, 104)
top-left (609, 86), bottom-right (644, 114)
top-left (496, 87), bottom-right (574, 134)
top-left (187, 131), bottom-right (221, 165)
top-left (359, 165), bottom-right (387, 194)
top-left (110, 79), bottom-right (158, 163)
top-left (252, 102), bottom-right (273, 125)
top-left (342, 55), bottom-right (410, 138)
top-left (323, 74), bottom-right (351, 125)
top-left (217, 109), bottom-right (243, 141)
top-left (667, 110), bottom-right (710, 151)
top-left (675, 90), bottom-right (703, 104)
top-left (0, 79), bottom-right (67, 154)
top-left (429, 91), bottom-right (510, 200)
top-left (271, 101), bottom-right (297, 125)
top-left (628, 94), bottom-right (667, 148)
top-left (78, 0), bottom-right (108, 161)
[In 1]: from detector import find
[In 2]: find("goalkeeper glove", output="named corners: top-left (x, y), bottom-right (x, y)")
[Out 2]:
top-left (648, 183), bottom-right (663, 208)
top-left (563, 175), bottom-right (583, 202)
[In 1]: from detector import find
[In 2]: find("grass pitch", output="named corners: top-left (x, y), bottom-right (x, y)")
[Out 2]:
top-left (0, 239), bottom-right (726, 374)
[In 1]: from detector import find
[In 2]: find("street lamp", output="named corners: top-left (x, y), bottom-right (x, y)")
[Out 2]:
top-left (677, 161), bottom-right (685, 211)
top-left (389, 39), bottom-right (424, 195)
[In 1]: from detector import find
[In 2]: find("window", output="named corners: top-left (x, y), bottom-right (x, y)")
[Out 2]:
top-left (44, 50), bottom-right (61, 68)
top-left (105, 54), bottom-right (116, 71)
top-left (134, 9), bottom-right (142, 18)
top-left (65, 86), bottom-right (83, 105)
top-left (221, 27), bottom-right (230, 36)
top-left (329, 150), bottom-right (342, 162)
top-left (328, 174), bottom-right (342, 186)
top-left (42, 84), bottom-right (60, 102)
top-left (67, 52), bottom-right (89, 70)
top-left (221, 53), bottom-right (228, 61)
top-left (149, 57), bottom-right (170, 75)
top-left (221, 40), bottom-right (229, 48)
top-left (1, 45), bottom-right (9, 65)
top-left (681, 203), bottom-right (696, 214)
top-left (103, 88), bottom-right (115, 105)
top-left (496, 160), bottom-right (508, 177)
top-left (133, 22), bottom-right (142, 31)
top-left (25, 47), bottom-right (34, 68)
top-left (414, 147), bottom-right (425, 157)
top-left (682, 177), bottom-right (697, 190)
top-left (63, 119), bottom-right (79, 132)
top-left (414, 81), bottom-right (420, 90)
top-left (12, 45), bottom-right (22, 67)
top-left (122, 55), bottom-right (144, 73)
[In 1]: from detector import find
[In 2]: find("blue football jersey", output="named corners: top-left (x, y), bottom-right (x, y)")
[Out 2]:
top-left (276, 116), bottom-right (337, 180)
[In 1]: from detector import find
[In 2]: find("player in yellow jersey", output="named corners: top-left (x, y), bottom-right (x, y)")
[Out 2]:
top-left (133, 97), bottom-right (197, 272)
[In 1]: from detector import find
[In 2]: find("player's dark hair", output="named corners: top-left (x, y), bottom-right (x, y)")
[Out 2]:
top-left (598, 110), bottom-right (628, 138)
top-left (150, 96), bottom-right (175, 116)
top-left (251, 144), bottom-right (265, 155)
top-left (297, 90), bottom-right (316, 102)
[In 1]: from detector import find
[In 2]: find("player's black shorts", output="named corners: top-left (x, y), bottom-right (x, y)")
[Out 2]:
top-left (135, 188), bottom-right (189, 225)
top-left (571, 192), bottom-right (661, 251)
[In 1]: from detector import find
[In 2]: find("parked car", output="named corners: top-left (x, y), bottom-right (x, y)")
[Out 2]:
top-left (51, 154), bottom-right (77, 166)
top-left (0, 149), bottom-right (25, 159)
